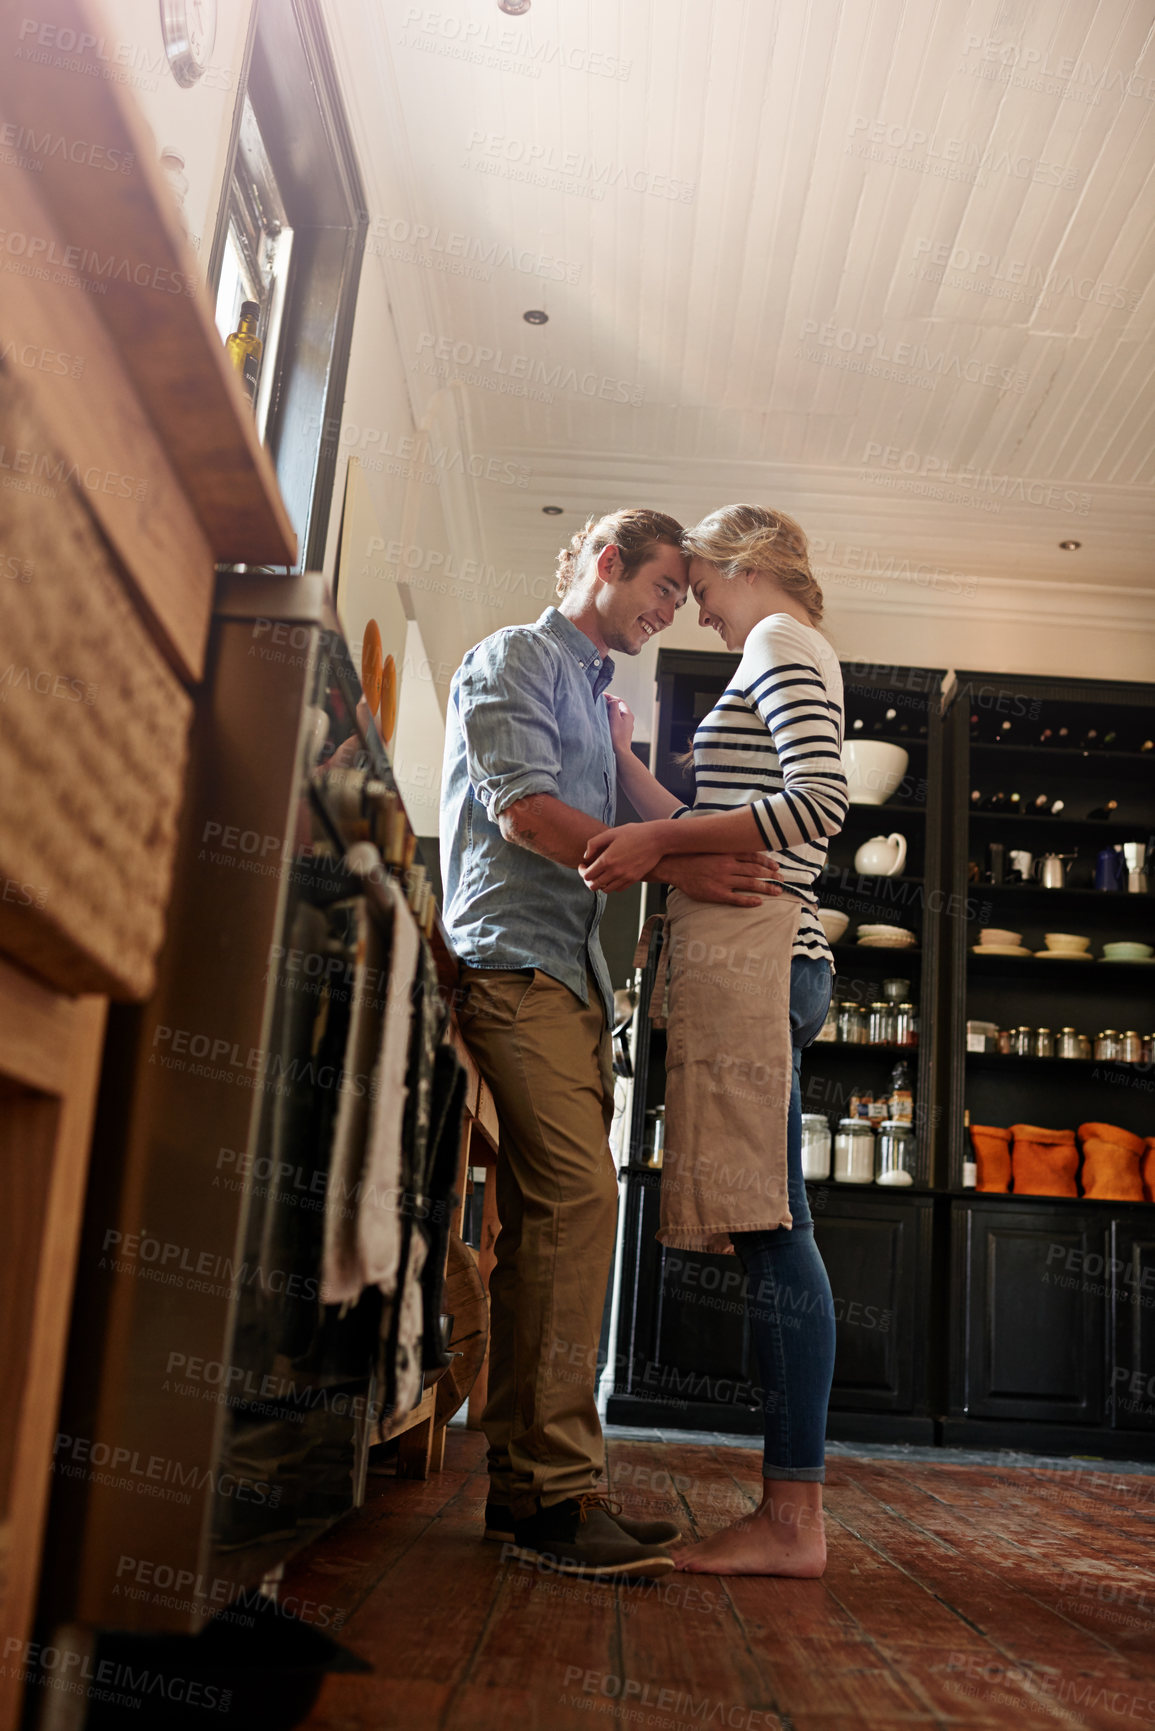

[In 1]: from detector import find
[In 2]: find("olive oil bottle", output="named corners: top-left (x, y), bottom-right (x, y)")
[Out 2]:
top-left (225, 299), bottom-right (262, 403)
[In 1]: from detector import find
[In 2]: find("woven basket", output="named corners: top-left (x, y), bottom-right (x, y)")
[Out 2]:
top-left (0, 365), bottom-right (192, 999)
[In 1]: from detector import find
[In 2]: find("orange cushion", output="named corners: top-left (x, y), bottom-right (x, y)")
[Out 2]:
top-left (1012, 1139), bottom-right (1079, 1197)
top-left (970, 1125), bottom-right (1011, 1193)
top-left (1142, 1144), bottom-right (1155, 1205)
top-left (1081, 1138), bottom-right (1145, 1202)
top-left (1079, 1122), bottom-right (1144, 1158)
top-left (1010, 1124), bottom-right (1077, 1144)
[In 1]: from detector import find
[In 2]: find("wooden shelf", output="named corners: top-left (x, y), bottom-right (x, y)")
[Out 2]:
top-left (806, 1043), bottom-right (921, 1059)
top-left (970, 742), bottom-right (1155, 765)
top-left (844, 802), bottom-right (927, 819)
top-left (972, 884), bottom-right (1153, 908)
top-left (845, 733), bottom-right (929, 748)
top-left (967, 954), bottom-right (1155, 979)
top-left (830, 942), bottom-right (921, 959)
top-left (0, 0), bottom-right (296, 579)
top-left (965, 1053), bottom-right (1150, 1073)
top-left (969, 811), bottom-right (1149, 834)
top-left (821, 874), bottom-right (926, 898)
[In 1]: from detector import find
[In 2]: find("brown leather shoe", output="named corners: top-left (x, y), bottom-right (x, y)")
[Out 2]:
top-left (485, 1495), bottom-right (680, 1548)
top-left (508, 1494), bottom-right (676, 1579)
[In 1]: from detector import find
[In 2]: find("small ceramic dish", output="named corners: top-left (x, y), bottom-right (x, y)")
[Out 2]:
top-left (1044, 932), bottom-right (1091, 952)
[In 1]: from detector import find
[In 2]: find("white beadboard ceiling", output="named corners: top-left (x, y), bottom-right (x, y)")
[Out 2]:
top-left (325, 0), bottom-right (1155, 688)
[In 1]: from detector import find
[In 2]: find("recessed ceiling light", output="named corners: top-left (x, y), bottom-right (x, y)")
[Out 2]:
top-left (523, 309), bottom-right (548, 325)
top-left (542, 505), bottom-right (563, 515)
top-left (498, 0), bottom-right (531, 11)
top-left (1059, 540), bottom-right (1081, 551)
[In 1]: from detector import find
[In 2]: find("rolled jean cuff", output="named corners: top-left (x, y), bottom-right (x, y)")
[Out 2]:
top-left (762, 1464), bottom-right (826, 1483)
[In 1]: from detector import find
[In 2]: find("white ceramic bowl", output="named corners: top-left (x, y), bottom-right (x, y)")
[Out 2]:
top-left (817, 909), bottom-right (850, 944)
top-left (1044, 932), bottom-right (1091, 952)
top-left (979, 929), bottom-right (1022, 947)
top-left (841, 741), bottom-right (909, 806)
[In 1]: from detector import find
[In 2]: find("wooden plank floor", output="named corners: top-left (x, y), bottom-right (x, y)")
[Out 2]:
top-left (285, 1430), bottom-right (1155, 1731)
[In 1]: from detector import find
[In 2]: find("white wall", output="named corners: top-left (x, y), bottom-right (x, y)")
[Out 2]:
top-left (89, 0), bottom-right (255, 263)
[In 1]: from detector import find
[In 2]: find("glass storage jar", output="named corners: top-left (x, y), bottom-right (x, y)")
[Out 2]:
top-left (838, 1002), bottom-right (867, 1044)
top-left (893, 1003), bottom-right (917, 1047)
top-left (875, 1120), bottom-right (915, 1186)
top-left (997, 1029), bottom-right (1013, 1055)
top-left (1013, 1026), bottom-right (1034, 1056)
top-left (1120, 1030), bottom-right (1143, 1063)
top-left (833, 1119), bottom-right (875, 1184)
top-left (642, 1107), bottom-right (665, 1168)
top-left (868, 1002), bottom-right (894, 1045)
top-left (815, 999), bottom-right (838, 1043)
top-left (1094, 1030), bottom-right (1121, 1061)
top-left (1057, 1026), bottom-right (1081, 1059)
top-left (1035, 1027), bottom-right (1055, 1058)
top-left (800, 1114), bottom-right (832, 1179)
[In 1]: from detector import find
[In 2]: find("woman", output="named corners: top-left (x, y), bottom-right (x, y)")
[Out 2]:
top-left (580, 504), bottom-right (847, 1577)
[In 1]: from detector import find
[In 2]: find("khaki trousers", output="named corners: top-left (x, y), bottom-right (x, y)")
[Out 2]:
top-left (457, 966), bottom-right (617, 1514)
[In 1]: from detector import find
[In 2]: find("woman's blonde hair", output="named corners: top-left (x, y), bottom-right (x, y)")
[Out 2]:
top-left (555, 507), bottom-right (683, 599)
top-left (681, 504), bottom-right (824, 627)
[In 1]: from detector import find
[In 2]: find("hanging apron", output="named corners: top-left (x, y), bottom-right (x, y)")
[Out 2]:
top-left (656, 887), bottom-right (802, 1253)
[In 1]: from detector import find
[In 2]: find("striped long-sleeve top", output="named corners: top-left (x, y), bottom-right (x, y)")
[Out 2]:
top-left (674, 614), bottom-right (848, 965)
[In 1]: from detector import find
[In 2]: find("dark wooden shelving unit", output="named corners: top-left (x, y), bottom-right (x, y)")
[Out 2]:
top-left (607, 652), bottom-right (950, 1445)
top-left (608, 656), bottom-right (1155, 1459)
top-left (943, 669), bottom-right (1155, 1455)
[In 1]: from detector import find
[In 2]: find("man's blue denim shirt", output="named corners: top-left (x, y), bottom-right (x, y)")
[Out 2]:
top-left (439, 607), bottom-right (616, 1025)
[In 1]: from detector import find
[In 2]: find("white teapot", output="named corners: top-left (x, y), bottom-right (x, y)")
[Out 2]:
top-left (854, 833), bottom-right (907, 877)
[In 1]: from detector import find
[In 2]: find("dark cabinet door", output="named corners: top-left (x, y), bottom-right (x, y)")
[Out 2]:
top-left (810, 1193), bottom-right (932, 1413)
top-left (612, 1170), bottom-right (758, 1426)
top-left (1110, 1220), bottom-right (1155, 1434)
top-left (612, 1176), bottom-right (936, 1424)
top-left (953, 1202), bottom-right (1106, 1424)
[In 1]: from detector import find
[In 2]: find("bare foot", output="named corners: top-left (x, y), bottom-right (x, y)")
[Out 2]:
top-left (674, 1486), bottom-right (827, 1577)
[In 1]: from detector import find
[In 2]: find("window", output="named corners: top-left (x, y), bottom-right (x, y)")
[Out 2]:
top-left (210, 0), bottom-right (366, 570)
top-left (213, 94), bottom-right (294, 441)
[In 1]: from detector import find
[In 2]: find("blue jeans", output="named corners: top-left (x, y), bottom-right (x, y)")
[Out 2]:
top-left (731, 957), bottom-right (835, 1482)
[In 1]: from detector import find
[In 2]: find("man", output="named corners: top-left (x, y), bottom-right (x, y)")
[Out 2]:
top-left (439, 507), bottom-right (780, 1578)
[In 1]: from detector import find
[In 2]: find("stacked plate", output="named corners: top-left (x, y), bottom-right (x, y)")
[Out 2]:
top-left (1102, 941), bottom-right (1154, 963)
top-left (856, 923), bottom-right (918, 949)
top-left (1035, 932), bottom-right (1092, 960)
top-left (971, 927), bottom-right (1030, 957)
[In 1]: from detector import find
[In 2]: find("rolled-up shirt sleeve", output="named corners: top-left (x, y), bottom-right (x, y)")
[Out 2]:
top-left (457, 630), bottom-right (563, 819)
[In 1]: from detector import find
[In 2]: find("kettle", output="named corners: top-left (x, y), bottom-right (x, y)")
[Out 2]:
top-left (854, 833), bottom-right (907, 877)
top-left (1034, 853), bottom-right (1074, 889)
top-left (1123, 841), bottom-right (1149, 895)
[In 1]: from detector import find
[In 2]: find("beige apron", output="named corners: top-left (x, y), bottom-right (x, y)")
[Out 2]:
top-left (656, 888), bottom-right (802, 1253)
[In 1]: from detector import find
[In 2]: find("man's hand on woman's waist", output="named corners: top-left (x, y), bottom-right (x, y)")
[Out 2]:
top-left (656, 852), bottom-right (783, 908)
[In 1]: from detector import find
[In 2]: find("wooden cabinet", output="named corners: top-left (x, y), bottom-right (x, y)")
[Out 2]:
top-left (1108, 1220), bottom-right (1155, 1434)
top-left (947, 1198), bottom-right (1155, 1454)
top-left (949, 1199), bottom-right (1106, 1426)
top-left (812, 1190), bottom-right (937, 1430)
top-left (607, 1176), bottom-right (938, 1440)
